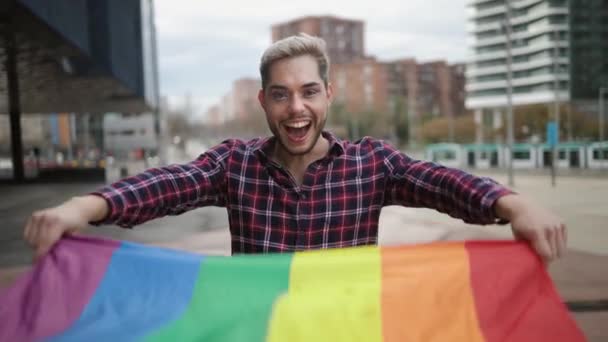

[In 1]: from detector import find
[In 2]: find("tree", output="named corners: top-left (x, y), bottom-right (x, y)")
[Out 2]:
top-left (420, 114), bottom-right (476, 144)
top-left (166, 111), bottom-right (191, 140)
top-left (391, 96), bottom-right (409, 146)
top-left (419, 103), bottom-right (601, 145)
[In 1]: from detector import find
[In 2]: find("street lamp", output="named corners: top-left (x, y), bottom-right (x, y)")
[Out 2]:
top-left (502, 0), bottom-right (515, 187)
top-left (600, 87), bottom-right (607, 142)
top-left (551, 29), bottom-right (561, 187)
top-left (601, 87), bottom-right (607, 170)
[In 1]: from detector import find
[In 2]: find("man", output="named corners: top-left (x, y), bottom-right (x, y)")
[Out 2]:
top-left (24, 34), bottom-right (566, 262)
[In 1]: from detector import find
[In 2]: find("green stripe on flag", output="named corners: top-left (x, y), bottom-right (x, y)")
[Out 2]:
top-left (145, 253), bottom-right (292, 342)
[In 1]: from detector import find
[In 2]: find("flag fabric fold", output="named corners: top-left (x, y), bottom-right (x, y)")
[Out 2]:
top-left (0, 236), bottom-right (584, 341)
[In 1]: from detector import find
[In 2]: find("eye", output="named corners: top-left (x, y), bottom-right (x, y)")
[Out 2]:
top-left (270, 91), bottom-right (287, 101)
top-left (304, 88), bottom-right (320, 98)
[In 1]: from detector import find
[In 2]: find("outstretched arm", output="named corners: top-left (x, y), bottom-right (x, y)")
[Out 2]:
top-left (23, 140), bottom-right (235, 260)
top-left (383, 143), bottom-right (512, 225)
top-left (383, 142), bottom-right (566, 262)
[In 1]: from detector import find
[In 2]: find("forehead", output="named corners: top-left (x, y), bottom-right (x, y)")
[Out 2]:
top-left (267, 55), bottom-right (322, 88)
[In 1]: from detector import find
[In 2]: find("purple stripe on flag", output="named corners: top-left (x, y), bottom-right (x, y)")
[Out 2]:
top-left (0, 236), bottom-right (119, 341)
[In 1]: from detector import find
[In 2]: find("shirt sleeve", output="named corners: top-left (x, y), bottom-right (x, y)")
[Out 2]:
top-left (382, 141), bottom-right (514, 225)
top-left (89, 140), bottom-right (236, 228)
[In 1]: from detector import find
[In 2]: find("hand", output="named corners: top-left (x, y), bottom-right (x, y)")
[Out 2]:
top-left (23, 196), bottom-right (108, 261)
top-left (495, 194), bottom-right (567, 263)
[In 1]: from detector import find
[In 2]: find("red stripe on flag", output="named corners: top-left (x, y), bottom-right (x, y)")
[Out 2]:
top-left (465, 241), bottom-right (585, 342)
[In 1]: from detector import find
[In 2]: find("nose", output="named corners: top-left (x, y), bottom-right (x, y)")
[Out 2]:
top-left (288, 93), bottom-right (305, 114)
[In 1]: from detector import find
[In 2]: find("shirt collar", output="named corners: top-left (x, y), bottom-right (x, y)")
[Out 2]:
top-left (253, 130), bottom-right (345, 162)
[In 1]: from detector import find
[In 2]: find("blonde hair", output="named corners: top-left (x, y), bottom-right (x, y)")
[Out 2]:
top-left (259, 33), bottom-right (330, 90)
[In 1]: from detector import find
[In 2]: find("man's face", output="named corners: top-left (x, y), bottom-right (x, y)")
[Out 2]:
top-left (258, 55), bottom-right (333, 156)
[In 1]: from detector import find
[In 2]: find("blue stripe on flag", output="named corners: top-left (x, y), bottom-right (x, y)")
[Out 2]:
top-left (49, 242), bottom-right (205, 341)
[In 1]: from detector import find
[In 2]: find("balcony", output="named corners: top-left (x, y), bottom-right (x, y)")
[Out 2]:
top-left (466, 73), bottom-right (569, 92)
top-left (511, 0), bottom-right (545, 10)
top-left (470, 21), bottom-right (502, 34)
top-left (472, 39), bottom-right (569, 63)
top-left (472, 22), bottom-right (568, 50)
top-left (470, 49), bottom-right (509, 62)
top-left (510, 5), bottom-right (569, 26)
top-left (467, 56), bottom-right (568, 78)
top-left (469, 0), bottom-right (501, 6)
top-left (474, 34), bottom-right (507, 48)
top-left (466, 89), bottom-right (570, 109)
top-left (512, 56), bottom-right (568, 72)
top-left (467, 64), bottom-right (508, 78)
top-left (472, 4), bottom-right (507, 20)
top-left (510, 40), bottom-right (568, 57)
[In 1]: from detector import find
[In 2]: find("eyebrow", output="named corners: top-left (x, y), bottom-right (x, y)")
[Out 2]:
top-left (267, 82), bottom-right (321, 91)
top-left (302, 82), bottom-right (321, 88)
top-left (268, 85), bottom-right (288, 91)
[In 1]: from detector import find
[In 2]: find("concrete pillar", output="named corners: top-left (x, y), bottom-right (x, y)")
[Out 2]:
top-left (493, 108), bottom-right (504, 167)
top-left (4, 10), bottom-right (25, 182)
top-left (474, 109), bottom-right (484, 165)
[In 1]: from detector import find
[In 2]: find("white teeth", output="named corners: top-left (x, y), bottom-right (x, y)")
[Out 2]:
top-left (285, 121), bottom-right (310, 128)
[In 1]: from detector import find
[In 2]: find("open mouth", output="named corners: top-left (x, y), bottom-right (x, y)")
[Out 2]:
top-left (283, 120), bottom-right (312, 143)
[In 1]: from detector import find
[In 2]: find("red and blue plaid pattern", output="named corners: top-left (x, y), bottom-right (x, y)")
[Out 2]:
top-left (92, 132), bottom-right (511, 253)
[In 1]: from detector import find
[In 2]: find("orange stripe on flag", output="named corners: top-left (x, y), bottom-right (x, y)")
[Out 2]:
top-left (381, 243), bottom-right (485, 342)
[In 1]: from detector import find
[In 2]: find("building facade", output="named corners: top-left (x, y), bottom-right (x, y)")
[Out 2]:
top-left (331, 58), bottom-right (390, 114)
top-left (466, 0), bottom-right (608, 110)
top-left (272, 16), bottom-right (365, 64)
top-left (232, 78), bottom-right (261, 120)
top-left (331, 58), bottom-right (466, 142)
top-left (333, 59), bottom-right (467, 119)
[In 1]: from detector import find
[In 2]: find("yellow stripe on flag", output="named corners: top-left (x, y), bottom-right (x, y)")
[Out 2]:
top-left (267, 246), bottom-right (382, 342)
top-left (381, 243), bottom-right (485, 342)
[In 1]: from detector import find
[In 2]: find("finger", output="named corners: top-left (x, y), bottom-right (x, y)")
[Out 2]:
top-left (31, 215), bottom-right (47, 262)
top-left (34, 217), bottom-right (57, 262)
top-left (556, 224), bottom-right (566, 258)
top-left (546, 228), bottom-right (557, 261)
top-left (561, 223), bottom-right (568, 246)
top-left (533, 232), bottom-right (553, 262)
top-left (512, 229), bottom-right (524, 241)
top-left (23, 215), bottom-right (34, 247)
top-left (30, 214), bottom-right (47, 250)
top-left (26, 212), bottom-right (44, 247)
top-left (552, 228), bottom-right (560, 259)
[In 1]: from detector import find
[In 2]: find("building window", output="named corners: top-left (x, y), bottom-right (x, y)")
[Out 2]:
top-left (363, 65), bottom-right (373, 79)
top-left (364, 84), bottom-right (373, 105)
top-left (593, 149), bottom-right (608, 160)
top-left (436, 150), bottom-right (456, 160)
top-left (514, 151), bottom-right (531, 160)
top-left (476, 74), bottom-right (505, 82)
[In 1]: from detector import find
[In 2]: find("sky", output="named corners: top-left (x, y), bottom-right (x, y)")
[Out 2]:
top-left (154, 0), bottom-right (471, 121)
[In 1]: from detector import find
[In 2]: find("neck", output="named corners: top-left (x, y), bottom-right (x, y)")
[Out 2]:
top-left (272, 135), bottom-right (329, 173)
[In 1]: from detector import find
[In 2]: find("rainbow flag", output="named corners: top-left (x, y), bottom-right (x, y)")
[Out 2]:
top-left (0, 236), bottom-right (584, 341)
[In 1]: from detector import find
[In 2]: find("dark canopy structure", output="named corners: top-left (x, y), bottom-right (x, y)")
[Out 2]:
top-left (0, 0), bottom-right (159, 181)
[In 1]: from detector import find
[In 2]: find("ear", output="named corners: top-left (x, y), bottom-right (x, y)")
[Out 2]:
top-left (257, 88), bottom-right (266, 110)
top-left (326, 82), bottom-right (334, 105)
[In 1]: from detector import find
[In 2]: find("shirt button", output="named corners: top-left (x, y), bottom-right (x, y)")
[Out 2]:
top-left (300, 193), bottom-right (307, 200)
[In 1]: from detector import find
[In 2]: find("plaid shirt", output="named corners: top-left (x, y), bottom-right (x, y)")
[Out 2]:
top-left (92, 132), bottom-right (511, 253)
